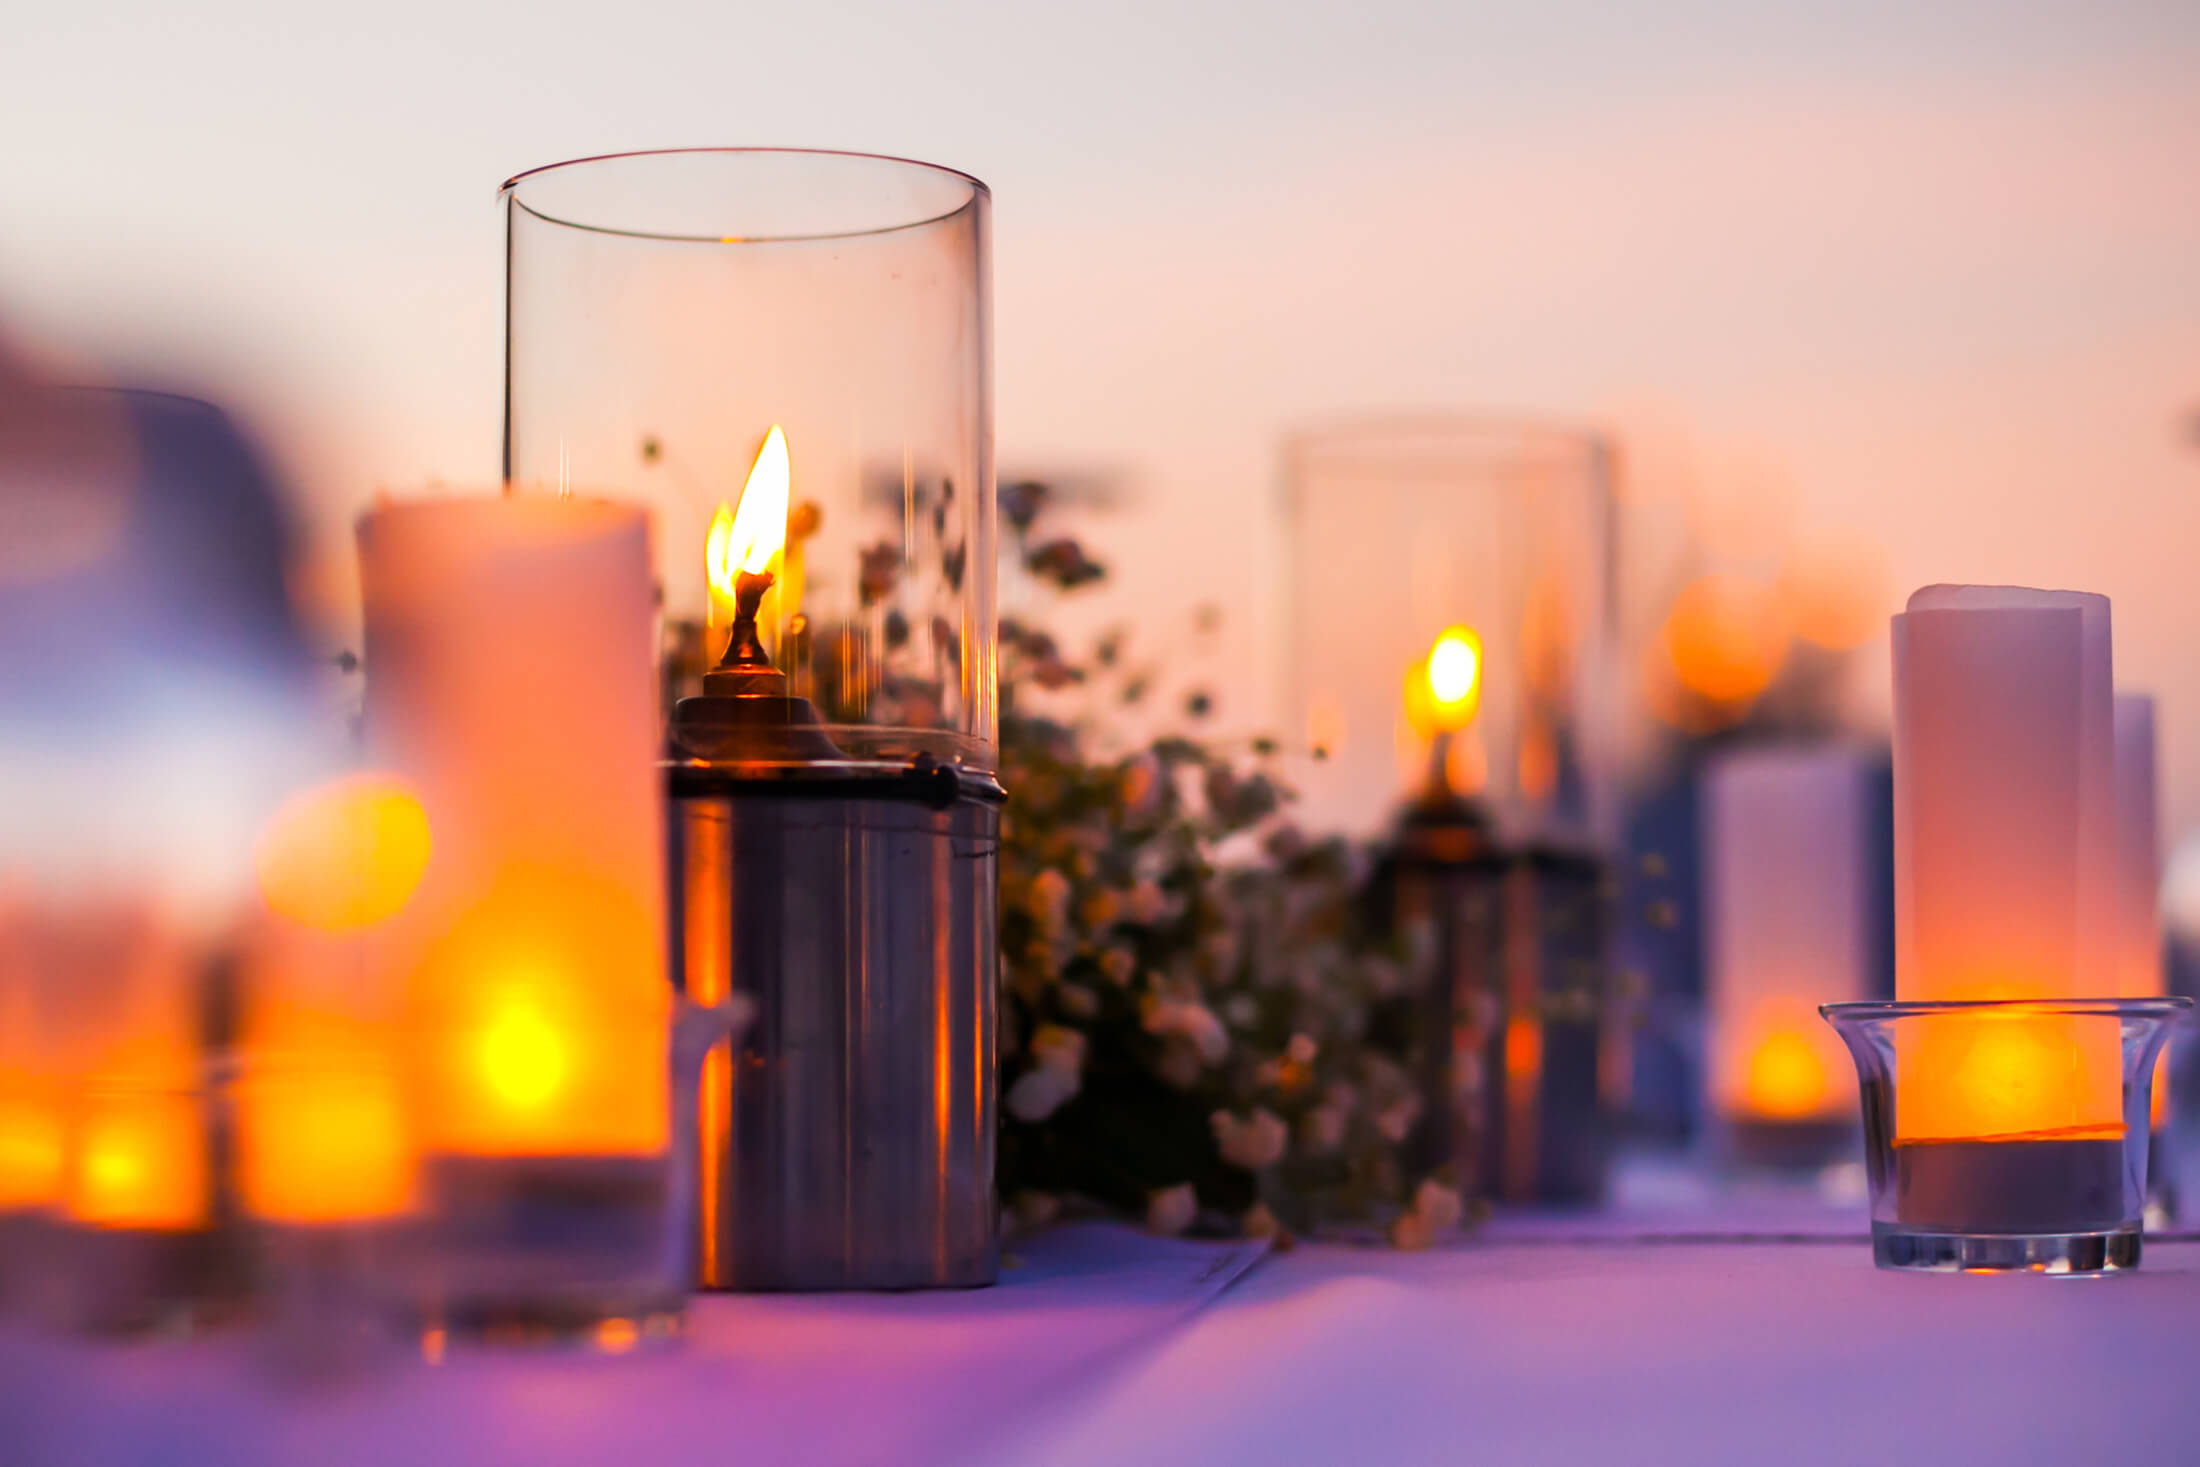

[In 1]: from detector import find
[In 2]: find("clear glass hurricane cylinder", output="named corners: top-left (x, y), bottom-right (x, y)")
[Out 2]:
top-left (1282, 417), bottom-right (1618, 847)
top-left (502, 148), bottom-right (996, 771)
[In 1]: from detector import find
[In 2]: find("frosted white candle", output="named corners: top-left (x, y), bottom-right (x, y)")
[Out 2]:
top-left (2113, 693), bottom-right (2163, 999)
top-left (1890, 584), bottom-right (2119, 1144)
top-left (1702, 746), bottom-right (1868, 1123)
top-left (1892, 585), bottom-right (2115, 1002)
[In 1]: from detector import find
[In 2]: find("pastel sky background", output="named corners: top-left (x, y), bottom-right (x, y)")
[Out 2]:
top-left (4, 2), bottom-right (2197, 847)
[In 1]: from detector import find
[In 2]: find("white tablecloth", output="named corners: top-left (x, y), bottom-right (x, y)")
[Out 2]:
top-left (11, 1216), bottom-right (2200, 1466)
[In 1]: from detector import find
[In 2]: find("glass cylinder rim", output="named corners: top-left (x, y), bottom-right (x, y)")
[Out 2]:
top-left (1821, 997), bottom-right (2192, 1023)
top-left (1284, 412), bottom-right (1611, 473)
top-left (498, 147), bottom-right (990, 244)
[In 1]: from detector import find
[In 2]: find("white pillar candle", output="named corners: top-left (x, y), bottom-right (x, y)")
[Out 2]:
top-left (1890, 584), bottom-right (2117, 1141)
top-left (2113, 693), bottom-right (2163, 999)
top-left (357, 495), bottom-right (668, 1160)
top-left (2113, 692), bottom-right (2170, 1128)
top-left (1703, 746), bottom-right (1870, 1123)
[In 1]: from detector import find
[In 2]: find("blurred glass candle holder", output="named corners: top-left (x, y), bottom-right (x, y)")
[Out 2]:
top-left (34, 905), bottom-right (234, 1334)
top-left (1823, 998), bottom-right (2187, 1273)
top-left (502, 147), bottom-right (996, 774)
top-left (358, 494), bottom-right (691, 1346)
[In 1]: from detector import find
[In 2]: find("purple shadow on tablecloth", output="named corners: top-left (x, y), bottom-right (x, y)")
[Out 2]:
top-left (0, 1222), bottom-right (1269, 1467)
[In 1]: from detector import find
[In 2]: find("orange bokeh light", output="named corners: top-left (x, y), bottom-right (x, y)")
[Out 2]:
top-left (1659, 573), bottom-right (1789, 710)
top-left (1743, 1029), bottom-right (1831, 1120)
top-left (254, 773), bottom-right (431, 933)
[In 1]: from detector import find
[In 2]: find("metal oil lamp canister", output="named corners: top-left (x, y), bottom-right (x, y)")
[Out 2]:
top-left (663, 442), bottom-right (999, 1288)
top-left (500, 149), bottom-right (1002, 1290)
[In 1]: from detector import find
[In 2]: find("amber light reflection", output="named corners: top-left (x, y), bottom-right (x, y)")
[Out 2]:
top-left (1656, 574), bottom-right (1789, 727)
top-left (70, 1090), bottom-right (209, 1230)
top-left (1897, 1012), bottom-right (2123, 1143)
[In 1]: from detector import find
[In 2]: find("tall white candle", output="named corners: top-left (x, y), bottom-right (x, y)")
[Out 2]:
top-left (2113, 693), bottom-right (2163, 999)
top-left (1703, 747), bottom-right (1869, 1124)
top-left (1890, 584), bottom-right (2117, 1140)
top-left (1893, 585), bottom-right (2116, 1001)
top-left (357, 495), bottom-right (668, 1160)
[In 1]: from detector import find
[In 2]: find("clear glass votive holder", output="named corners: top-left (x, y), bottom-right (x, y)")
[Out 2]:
top-left (1822, 997), bottom-right (2189, 1274)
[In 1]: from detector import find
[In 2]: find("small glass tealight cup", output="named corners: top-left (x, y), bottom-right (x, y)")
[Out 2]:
top-left (1821, 997), bottom-right (2188, 1274)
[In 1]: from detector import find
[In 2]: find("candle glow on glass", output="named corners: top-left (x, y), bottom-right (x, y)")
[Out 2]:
top-left (69, 1089), bottom-right (208, 1231)
top-left (239, 1044), bottom-right (412, 1224)
top-left (1891, 587), bottom-right (2121, 1143)
top-left (0, 922), bottom-right (64, 1211)
top-left (0, 1095), bottom-right (64, 1211)
top-left (238, 771), bottom-right (427, 1224)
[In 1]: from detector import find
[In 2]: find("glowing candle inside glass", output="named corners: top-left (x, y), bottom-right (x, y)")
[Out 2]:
top-left (1703, 748), bottom-right (1868, 1127)
top-left (0, 906), bottom-right (64, 1213)
top-left (1889, 586), bottom-right (2120, 1228)
top-left (56, 912), bottom-right (210, 1232)
top-left (357, 495), bottom-right (669, 1162)
top-left (238, 772), bottom-right (428, 1224)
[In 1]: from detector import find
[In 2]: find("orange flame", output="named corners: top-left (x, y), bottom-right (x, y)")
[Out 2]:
top-left (1404, 625), bottom-right (1483, 737)
top-left (707, 425), bottom-right (791, 602)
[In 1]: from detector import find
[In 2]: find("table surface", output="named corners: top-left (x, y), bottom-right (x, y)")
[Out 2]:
top-left (11, 1200), bottom-right (2200, 1467)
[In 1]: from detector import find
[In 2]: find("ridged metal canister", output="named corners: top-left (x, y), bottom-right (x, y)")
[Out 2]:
top-left (667, 762), bottom-right (1000, 1290)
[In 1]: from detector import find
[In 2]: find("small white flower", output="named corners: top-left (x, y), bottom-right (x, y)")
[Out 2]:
top-left (1014, 1191), bottom-right (1061, 1229)
top-left (1212, 1108), bottom-right (1289, 1170)
top-left (1028, 869), bottom-right (1072, 937)
top-left (1181, 1003), bottom-right (1228, 1064)
top-left (1156, 1039), bottom-right (1204, 1089)
top-left (1123, 880), bottom-right (1170, 925)
top-left (1029, 1023), bottom-right (1086, 1076)
top-left (1375, 1096), bottom-right (1421, 1144)
top-left (1099, 947), bottom-right (1137, 987)
top-left (1413, 1179), bottom-right (1464, 1232)
top-left (1146, 1183), bottom-right (1197, 1236)
top-left (1119, 754), bottom-right (1161, 820)
top-left (1389, 1210), bottom-right (1436, 1251)
top-left (1080, 888), bottom-right (1120, 929)
top-left (1300, 1104), bottom-right (1346, 1155)
top-left (1223, 994), bottom-right (1259, 1027)
top-left (1142, 997), bottom-right (1230, 1065)
top-left (1007, 1064), bottom-right (1080, 1122)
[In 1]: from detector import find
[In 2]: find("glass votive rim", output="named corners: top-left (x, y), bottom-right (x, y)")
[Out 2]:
top-left (1821, 995), bottom-right (2190, 1275)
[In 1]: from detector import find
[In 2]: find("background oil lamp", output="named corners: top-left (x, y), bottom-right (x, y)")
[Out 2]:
top-left (1290, 417), bottom-right (1621, 1207)
top-left (502, 149), bottom-right (999, 1290)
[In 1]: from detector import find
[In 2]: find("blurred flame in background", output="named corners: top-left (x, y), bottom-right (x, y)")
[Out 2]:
top-left (1742, 1028), bottom-right (1832, 1120)
top-left (1654, 572), bottom-right (1791, 728)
